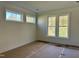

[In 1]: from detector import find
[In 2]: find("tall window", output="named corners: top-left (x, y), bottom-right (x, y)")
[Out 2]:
top-left (48, 14), bottom-right (69, 38)
top-left (6, 10), bottom-right (23, 22)
top-left (26, 15), bottom-right (36, 24)
top-left (48, 16), bottom-right (56, 36)
top-left (59, 15), bottom-right (69, 38)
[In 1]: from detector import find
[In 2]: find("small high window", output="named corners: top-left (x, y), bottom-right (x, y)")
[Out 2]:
top-left (6, 10), bottom-right (23, 22)
top-left (26, 15), bottom-right (36, 24)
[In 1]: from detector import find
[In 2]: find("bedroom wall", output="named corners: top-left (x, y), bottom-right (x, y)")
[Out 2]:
top-left (37, 6), bottom-right (79, 46)
top-left (0, 3), bottom-right (36, 53)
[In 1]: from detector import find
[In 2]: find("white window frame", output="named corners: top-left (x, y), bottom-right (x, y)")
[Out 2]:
top-left (5, 9), bottom-right (23, 22)
top-left (58, 14), bottom-right (70, 39)
top-left (26, 15), bottom-right (36, 24)
top-left (47, 14), bottom-right (70, 39)
top-left (47, 16), bottom-right (57, 37)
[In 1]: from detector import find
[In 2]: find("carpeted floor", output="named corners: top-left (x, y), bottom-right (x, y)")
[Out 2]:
top-left (0, 41), bottom-right (79, 58)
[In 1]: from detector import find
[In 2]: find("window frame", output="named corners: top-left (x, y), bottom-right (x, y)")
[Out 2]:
top-left (47, 16), bottom-right (57, 37)
top-left (47, 14), bottom-right (70, 39)
top-left (26, 15), bottom-right (36, 24)
top-left (5, 9), bottom-right (23, 22)
top-left (58, 14), bottom-right (70, 39)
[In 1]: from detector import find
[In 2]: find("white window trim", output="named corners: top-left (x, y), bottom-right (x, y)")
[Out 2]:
top-left (58, 14), bottom-right (70, 39)
top-left (47, 14), bottom-right (70, 39)
top-left (5, 9), bottom-right (23, 22)
top-left (26, 15), bottom-right (36, 24)
top-left (47, 16), bottom-right (57, 37)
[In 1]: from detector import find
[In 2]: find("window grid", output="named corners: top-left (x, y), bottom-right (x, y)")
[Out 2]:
top-left (26, 16), bottom-right (36, 24)
top-left (48, 14), bottom-right (69, 38)
top-left (6, 10), bottom-right (23, 22)
top-left (48, 16), bottom-right (56, 37)
top-left (58, 15), bottom-right (69, 38)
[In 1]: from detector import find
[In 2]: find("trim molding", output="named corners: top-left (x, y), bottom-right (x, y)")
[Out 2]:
top-left (37, 40), bottom-right (79, 49)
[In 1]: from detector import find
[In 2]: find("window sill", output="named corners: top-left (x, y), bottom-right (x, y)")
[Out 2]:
top-left (5, 20), bottom-right (24, 23)
top-left (47, 36), bottom-right (69, 40)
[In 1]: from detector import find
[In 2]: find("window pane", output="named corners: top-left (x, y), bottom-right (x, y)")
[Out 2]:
top-left (26, 16), bottom-right (35, 23)
top-left (6, 11), bottom-right (16, 20)
top-left (6, 11), bottom-right (23, 22)
top-left (48, 27), bottom-right (55, 36)
top-left (59, 15), bottom-right (68, 26)
top-left (59, 27), bottom-right (68, 38)
top-left (16, 14), bottom-right (22, 21)
top-left (48, 16), bottom-right (56, 26)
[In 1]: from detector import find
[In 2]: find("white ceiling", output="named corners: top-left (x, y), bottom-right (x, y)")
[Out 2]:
top-left (0, 1), bottom-right (79, 13)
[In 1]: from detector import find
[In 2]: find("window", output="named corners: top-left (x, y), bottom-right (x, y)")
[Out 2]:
top-left (59, 15), bottom-right (69, 38)
top-left (48, 16), bottom-right (56, 36)
top-left (48, 14), bottom-right (69, 38)
top-left (6, 10), bottom-right (23, 22)
top-left (26, 16), bottom-right (36, 24)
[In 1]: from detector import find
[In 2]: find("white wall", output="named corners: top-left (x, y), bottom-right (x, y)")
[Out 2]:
top-left (0, 4), bottom-right (36, 53)
top-left (37, 7), bottom-right (79, 46)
